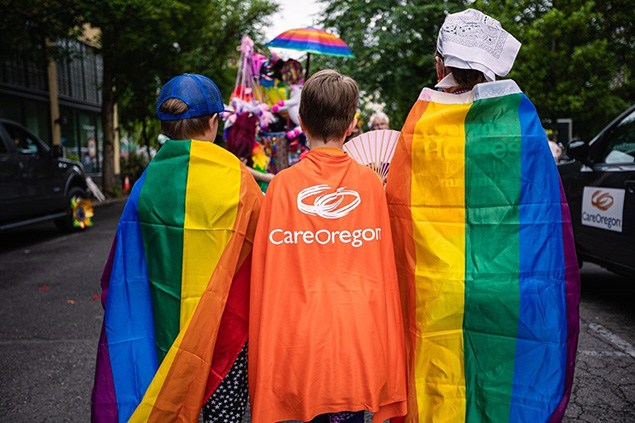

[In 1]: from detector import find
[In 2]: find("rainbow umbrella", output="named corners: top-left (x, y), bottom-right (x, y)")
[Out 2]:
top-left (265, 27), bottom-right (354, 79)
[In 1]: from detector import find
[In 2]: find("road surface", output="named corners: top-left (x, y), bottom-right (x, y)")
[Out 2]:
top-left (0, 201), bottom-right (633, 422)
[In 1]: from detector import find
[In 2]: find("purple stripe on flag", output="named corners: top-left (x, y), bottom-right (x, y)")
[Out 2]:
top-left (91, 237), bottom-right (119, 422)
top-left (92, 323), bottom-right (118, 422)
top-left (100, 237), bottom-right (117, 307)
top-left (548, 182), bottom-right (581, 422)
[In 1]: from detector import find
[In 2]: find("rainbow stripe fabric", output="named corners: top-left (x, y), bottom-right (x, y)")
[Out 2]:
top-left (386, 80), bottom-right (580, 423)
top-left (92, 140), bottom-right (261, 422)
top-left (265, 27), bottom-right (354, 58)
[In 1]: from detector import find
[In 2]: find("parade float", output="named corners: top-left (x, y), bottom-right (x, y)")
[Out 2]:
top-left (222, 29), bottom-right (354, 184)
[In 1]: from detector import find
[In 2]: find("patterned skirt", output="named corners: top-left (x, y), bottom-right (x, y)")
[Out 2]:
top-left (202, 343), bottom-right (249, 423)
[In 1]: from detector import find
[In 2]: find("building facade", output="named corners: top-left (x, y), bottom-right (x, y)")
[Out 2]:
top-left (0, 32), bottom-right (119, 181)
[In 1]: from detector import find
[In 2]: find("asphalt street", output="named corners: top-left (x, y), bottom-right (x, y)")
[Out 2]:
top-left (0, 201), bottom-right (633, 422)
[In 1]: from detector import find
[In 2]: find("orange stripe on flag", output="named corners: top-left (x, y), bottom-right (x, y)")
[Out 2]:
top-left (386, 100), bottom-right (428, 423)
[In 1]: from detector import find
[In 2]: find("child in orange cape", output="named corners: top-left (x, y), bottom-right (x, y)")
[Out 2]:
top-left (249, 69), bottom-right (407, 423)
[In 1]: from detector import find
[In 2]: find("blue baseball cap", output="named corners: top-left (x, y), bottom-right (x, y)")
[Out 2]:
top-left (157, 74), bottom-right (225, 121)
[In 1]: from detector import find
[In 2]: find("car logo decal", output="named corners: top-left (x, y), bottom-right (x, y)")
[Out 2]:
top-left (582, 187), bottom-right (625, 233)
top-left (297, 184), bottom-right (361, 219)
top-left (591, 190), bottom-right (614, 211)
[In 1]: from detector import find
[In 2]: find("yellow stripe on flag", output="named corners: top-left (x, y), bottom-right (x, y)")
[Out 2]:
top-left (129, 333), bottom-right (181, 421)
top-left (130, 140), bottom-right (242, 422)
top-left (180, 140), bottom-right (241, 327)
top-left (411, 101), bottom-right (470, 422)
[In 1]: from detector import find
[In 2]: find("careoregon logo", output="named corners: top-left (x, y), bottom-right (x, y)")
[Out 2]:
top-left (297, 184), bottom-right (361, 219)
top-left (591, 190), bottom-right (614, 211)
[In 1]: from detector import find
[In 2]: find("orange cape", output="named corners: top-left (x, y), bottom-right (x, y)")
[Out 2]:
top-left (249, 148), bottom-right (407, 423)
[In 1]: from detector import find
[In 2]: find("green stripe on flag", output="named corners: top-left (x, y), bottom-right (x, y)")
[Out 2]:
top-left (138, 140), bottom-right (191, 363)
top-left (464, 94), bottom-right (522, 422)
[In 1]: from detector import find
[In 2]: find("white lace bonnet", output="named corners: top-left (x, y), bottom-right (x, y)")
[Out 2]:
top-left (436, 9), bottom-right (521, 88)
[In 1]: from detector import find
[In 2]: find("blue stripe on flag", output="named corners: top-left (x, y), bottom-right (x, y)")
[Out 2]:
top-left (104, 171), bottom-right (158, 422)
top-left (510, 95), bottom-right (567, 422)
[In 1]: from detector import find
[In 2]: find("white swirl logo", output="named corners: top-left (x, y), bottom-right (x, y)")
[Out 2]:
top-left (297, 184), bottom-right (361, 219)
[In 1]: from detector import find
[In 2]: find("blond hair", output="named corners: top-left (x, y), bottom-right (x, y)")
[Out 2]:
top-left (299, 69), bottom-right (359, 141)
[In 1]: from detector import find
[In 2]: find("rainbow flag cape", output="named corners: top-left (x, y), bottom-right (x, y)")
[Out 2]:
top-left (91, 140), bottom-right (262, 423)
top-left (385, 80), bottom-right (580, 423)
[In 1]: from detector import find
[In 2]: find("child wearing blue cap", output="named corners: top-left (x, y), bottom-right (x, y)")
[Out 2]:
top-left (156, 73), bottom-right (226, 140)
top-left (91, 74), bottom-right (262, 423)
top-left (157, 74), bottom-right (261, 422)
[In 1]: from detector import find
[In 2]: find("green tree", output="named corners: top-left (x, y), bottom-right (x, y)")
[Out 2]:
top-left (318, 1), bottom-right (633, 139)
top-left (181, 0), bottom-right (279, 95)
top-left (78, 0), bottom-right (205, 194)
top-left (0, 0), bottom-right (83, 63)
top-left (317, 0), bottom-right (467, 128)
top-left (474, 0), bottom-right (633, 139)
top-left (1, 0), bottom-right (278, 195)
top-left (117, 0), bottom-right (278, 162)
top-left (80, 0), bottom-right (277, 194)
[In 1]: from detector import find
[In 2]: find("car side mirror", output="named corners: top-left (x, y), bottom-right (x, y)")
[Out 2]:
top-left (566, 140), bottom-right (592, 166)
top-left (52, 145), bottom-right (63, 158)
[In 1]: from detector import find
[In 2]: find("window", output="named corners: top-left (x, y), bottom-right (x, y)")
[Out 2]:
top-left (0, 53), bottom-right (47, 91)
top-left (83, 49), bottom-right (99, 103)
top-left (24, 99), bottom-right (51, 145)
top-left (3, 123), bottom-right (44, 155)
top-left (599, 110), bottom-right (635, 164)
top-left (55, 40), bottom-right (102, 106)
top-left (0, 94), bottom-right (21, 123)
top-left (60, 106), bottom-right (78, 158)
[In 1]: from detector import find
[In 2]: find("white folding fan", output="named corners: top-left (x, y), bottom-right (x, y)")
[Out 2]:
top-left (343, 129), bottom-right (401, 180)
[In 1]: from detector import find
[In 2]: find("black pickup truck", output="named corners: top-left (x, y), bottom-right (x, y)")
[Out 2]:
top-left (558, 105), bottom-right (635, 277)
top-left (0, 119), bottom-right (91, 232)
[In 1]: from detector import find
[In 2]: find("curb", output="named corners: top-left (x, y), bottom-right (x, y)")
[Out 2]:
top-left (93, 196), bottom-right (129, 209)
